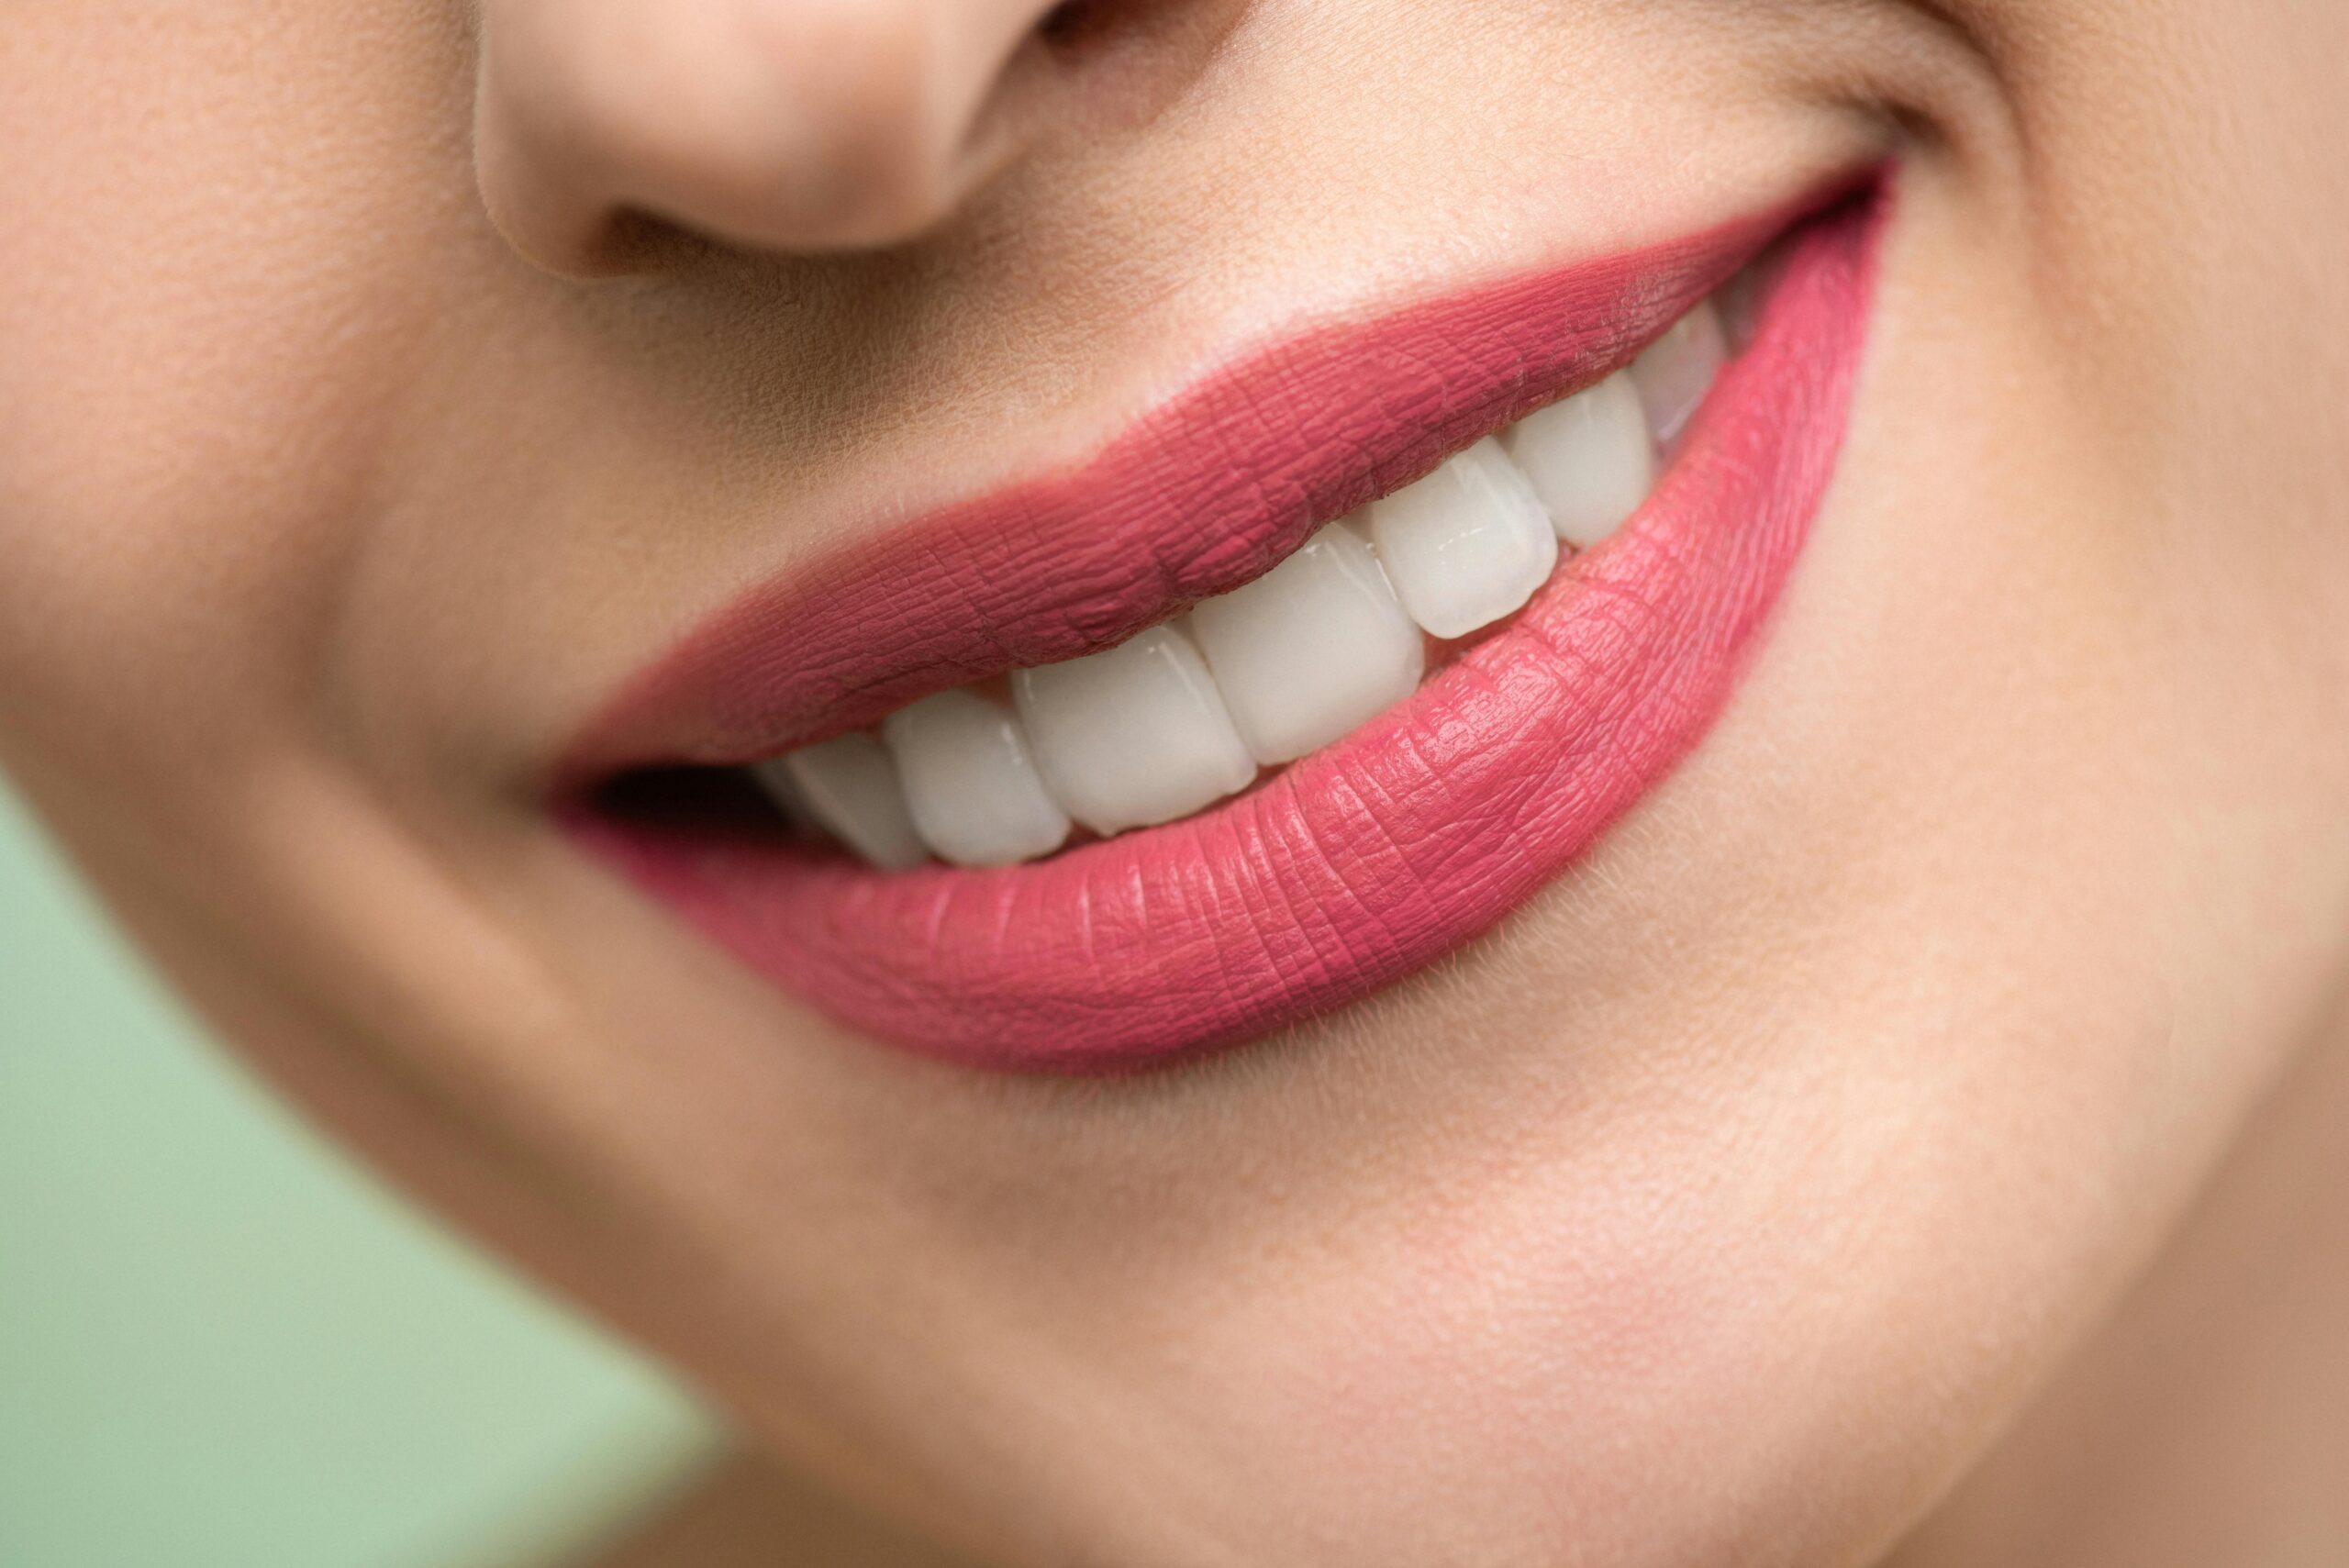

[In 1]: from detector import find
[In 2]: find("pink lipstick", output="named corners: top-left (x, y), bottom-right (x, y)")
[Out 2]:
top-left (563, 180), bottom-right (1887, 1073)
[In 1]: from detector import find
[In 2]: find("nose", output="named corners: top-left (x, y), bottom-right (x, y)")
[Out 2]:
top-left (474, 0), bottom-right (1098, 273)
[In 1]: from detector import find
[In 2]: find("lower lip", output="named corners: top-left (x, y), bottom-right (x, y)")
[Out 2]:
top-left (571, 189), bottom-right (1886, 1074)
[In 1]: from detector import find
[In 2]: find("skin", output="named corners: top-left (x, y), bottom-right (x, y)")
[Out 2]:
top-left (3, 1), bottom-right (2345, 1563)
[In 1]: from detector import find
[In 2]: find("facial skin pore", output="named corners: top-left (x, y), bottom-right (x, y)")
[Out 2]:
top-left (3, 3), bottom-right (2346, 1564)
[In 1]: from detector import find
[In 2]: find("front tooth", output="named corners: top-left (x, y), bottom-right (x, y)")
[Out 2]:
top-left (754, 732), bottom-right (927, 871)
top-left (1011, 625), bottom-right (1256, 837)
top-left (1188, 522), bottom-right (1425, 765)
top-left (1627, 299), bottom-right (1728, 450)
top-left (1366, 437), bottom-right (1559, 639)
top-left (1502, 371), bottom-right (1656, 549)
top-left (881, 690), bottom-right (1071, 867)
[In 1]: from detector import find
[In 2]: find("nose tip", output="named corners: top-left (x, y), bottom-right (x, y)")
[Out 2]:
top-left (475, 0), bottom-right (1078, 274)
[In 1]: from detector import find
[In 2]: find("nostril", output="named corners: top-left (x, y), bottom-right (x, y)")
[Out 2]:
top-left (1034, 0), bottom-right (1168, 60)
top-left (1038, 2), bottom-right (1102, 49)
top-left (591, 207), bottom-right (715, 276)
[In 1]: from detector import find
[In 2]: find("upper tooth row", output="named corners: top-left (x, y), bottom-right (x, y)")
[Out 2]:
top-left (758, 301), bottom-right (1728, 869)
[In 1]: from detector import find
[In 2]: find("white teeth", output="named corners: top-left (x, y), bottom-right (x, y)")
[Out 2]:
top-left (1501, 371), bottom-right (1656, 549)
top-left (1627, 299), bottom-right (1727, 450)
top-left (755, 733), bottom-right (928, 871)
top-left (1366, 437), bottom-right (1559, 639)
top-left (768, 293), bottom-right (1738, 867)
top-left (1011, 625), bottom-right (1256, 836)
top-left (1188, 522), bottom-right (1425, 765)
top-left (880, 689), bottom-right (1071, 867)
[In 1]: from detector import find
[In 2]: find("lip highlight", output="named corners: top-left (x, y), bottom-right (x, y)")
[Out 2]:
top-left (565, 182), bottom-right (1886, 1073)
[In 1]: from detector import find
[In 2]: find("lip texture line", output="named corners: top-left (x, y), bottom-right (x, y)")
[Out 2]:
top-left (569, 183), bottom-right (1886, 1073)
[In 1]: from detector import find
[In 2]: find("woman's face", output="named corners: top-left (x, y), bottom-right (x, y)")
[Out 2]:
top-left (6, 1), bottom-right (2346, 1561)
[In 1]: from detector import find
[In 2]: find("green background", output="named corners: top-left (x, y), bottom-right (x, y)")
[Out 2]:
top-left (0, 784), bottom-right (718, 1568)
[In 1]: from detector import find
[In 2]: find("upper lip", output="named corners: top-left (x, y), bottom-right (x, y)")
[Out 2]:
top-left (562, 172), bottom-right (1888, 1073)
top-left (557, 184), bottom-right (1845, 785)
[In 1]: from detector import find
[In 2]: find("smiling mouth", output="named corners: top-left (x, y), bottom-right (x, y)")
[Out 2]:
top-left (560, 175), bottom-right (1888, 1073)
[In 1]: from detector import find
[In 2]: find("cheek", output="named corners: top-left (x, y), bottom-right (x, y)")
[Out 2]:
top-left (0, 6), bottom-right (473, 774)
